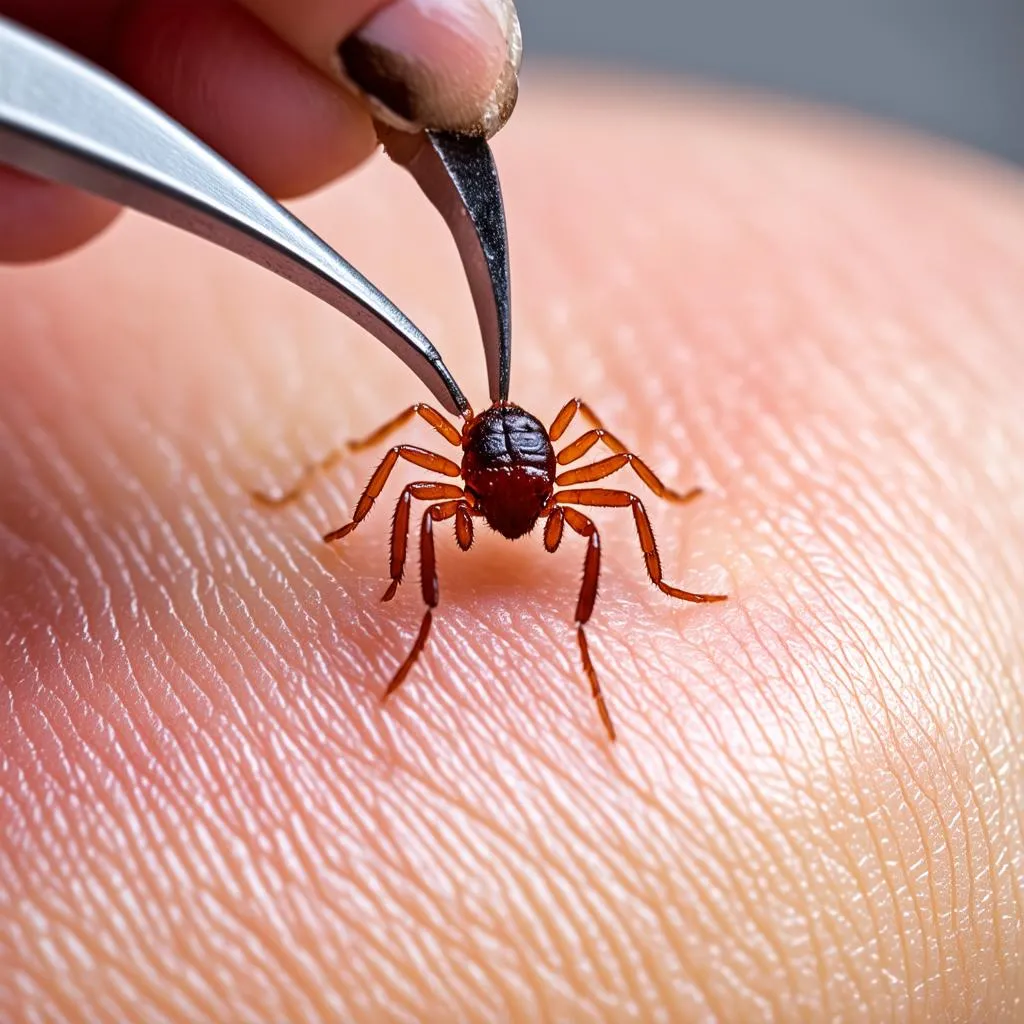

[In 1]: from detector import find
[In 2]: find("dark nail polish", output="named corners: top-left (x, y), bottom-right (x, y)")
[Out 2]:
top-left (337, 35), bottom-right (419, 125)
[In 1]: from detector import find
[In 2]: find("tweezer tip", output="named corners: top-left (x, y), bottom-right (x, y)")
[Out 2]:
top-left (427, 131), bottom-right (512, 404)
top-left (383, 126), bottom-right (512, 404)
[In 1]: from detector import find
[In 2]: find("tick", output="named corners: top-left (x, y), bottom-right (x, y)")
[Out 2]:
top-left (258, 399), bottom-right (727, 740)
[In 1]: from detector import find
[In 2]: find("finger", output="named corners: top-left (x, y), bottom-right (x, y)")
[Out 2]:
top-left (240, 0), bottom-right (522, 136)
top-left (110, 0), bottom-right (375, 198)
top-left (0, 0), bottom-right (124, 59)
top-left (0, 166), bottom-right (119, 262)
top-left (2, 82), bottom-right (1022, 1021)
top-left (0, 2), bottom-right (125, 261)
top-left (0, 0), bottom-right (373, 258)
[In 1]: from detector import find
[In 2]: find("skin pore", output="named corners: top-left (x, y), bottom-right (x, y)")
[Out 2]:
top-left (1, 79), bottom-right (1023, 1020)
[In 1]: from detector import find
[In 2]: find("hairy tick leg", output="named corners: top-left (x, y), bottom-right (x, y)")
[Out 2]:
top-left (557, 452), bottom-right (702, 502)
top-left (253, 405), bottom-right (461, 507)
top-left (578, 626), bottom-right (616, 742)
top-left (252, 447), bottom-right (345, 507)
top-left (382, 500), bottom-right (465, 701)
top-left (321, 444), bottom-right (461, 541)
top-left (556, 488), bottom-right (727, 603)
top-left (348, 404), bottom-right (463, 450)
top-left (545, 505), bottom-right (616, 739)
top-left (548, 398), bottom-right (626, 451)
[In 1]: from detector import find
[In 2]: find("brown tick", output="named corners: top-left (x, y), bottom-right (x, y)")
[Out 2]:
top-left (258, 399), bottom-right (726, 740)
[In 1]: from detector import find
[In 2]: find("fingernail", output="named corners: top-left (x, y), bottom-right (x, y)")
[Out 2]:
top-left (337, 0), bottom-right (522, 138)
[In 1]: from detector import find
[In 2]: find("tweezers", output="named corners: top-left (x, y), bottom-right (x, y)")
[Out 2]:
top-left (0, 14), bottom-right (512, 416)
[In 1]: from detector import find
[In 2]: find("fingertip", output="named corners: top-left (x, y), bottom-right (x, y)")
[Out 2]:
top-left (0, 168), bottom-right (120, 264)
top-left (238, 0), bottom-right (521, 138)
top-left (337, 0), bottom-right (522, 137)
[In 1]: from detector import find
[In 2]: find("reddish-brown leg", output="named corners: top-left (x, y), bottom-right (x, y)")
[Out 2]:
top-left (348, 403), bottom-right (463, 452)
top-left (252, 450), bottom-right (347, 507)
top-left (549, 398), bottom-right (700, 501)
top-left (556, 452), bottom-right (702, 503)
top-left (253, 403), bottom-right (462, 506)
top-left (322, 447), bottom-right (461, 542)
top-left (454, 503), bottom-right (475, 552)
top-left (556, 488), bottom-right (728, 603)
top-left (384, 500), bottom-right (472, 700)
top-left (543, 507), bottom-right (565, 552)
top-left (544, 506), bottom-right (617, 741)
top-left (549, 398), bottom-right (627, 448)
top-left (380, 493), bottom-right (465, 601)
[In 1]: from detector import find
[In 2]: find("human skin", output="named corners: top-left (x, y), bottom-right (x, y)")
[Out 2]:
top-left (2, 77), bottom-right (1023, 1021)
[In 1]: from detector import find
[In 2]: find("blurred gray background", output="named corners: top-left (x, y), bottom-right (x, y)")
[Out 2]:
top-left (516, 0), bottom-right (1024, 165)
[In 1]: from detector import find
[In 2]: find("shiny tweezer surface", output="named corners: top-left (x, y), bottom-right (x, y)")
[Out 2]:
top-left (0, 15), bottom-right (514, 414)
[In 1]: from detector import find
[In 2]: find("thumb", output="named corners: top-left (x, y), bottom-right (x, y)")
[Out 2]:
top-left (240, 0), bottom-right (522, 136)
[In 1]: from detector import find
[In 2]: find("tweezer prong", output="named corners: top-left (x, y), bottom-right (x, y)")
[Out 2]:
top-left (382, 127), bottom-right (512, 404)
top-left (0, 15), bottom-right (470, 415)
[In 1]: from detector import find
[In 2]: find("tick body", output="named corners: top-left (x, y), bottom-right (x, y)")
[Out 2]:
top-left (462, 405), bottom-right (556, 538)
top-left (259, 399), bottom-right (727, 740)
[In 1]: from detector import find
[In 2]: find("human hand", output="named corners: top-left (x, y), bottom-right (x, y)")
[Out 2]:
top-left (2, 78), bottom-right (1022, 1019)
top-left (0, 0), bottom-right (520, 261)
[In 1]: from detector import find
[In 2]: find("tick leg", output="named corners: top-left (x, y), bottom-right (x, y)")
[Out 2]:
top-left (549, 399), bottom-right (627, 449)
top-left (348, 403), bottom-right (463, 451)
top-left (384, 501), bottom-right (458, 700)
top-left (544, 506), bottom-right (601, 621)
top-left (252, 447), bottom-right (347, 507)
top-left (556, 452), bottom-right (702, 503)
top-left (551, 399), bottom-right (701, 502)
top-left (562, 508), bottom-right (601, 624)
top-left (326, 479), bottom-right (461, 543)
top-left (454, 503), bottom-right (475, 551)
top-left (321, 447), bottom-right (461, 542)
top-left (544, 506), bottom-right (617, 741)
top-left (253, 404), bottom-right (462, 507)
top-left (544, 507), bottom-right (565, 552)
top-left (381, 494), bottom-right (464, 601)
top-left (556, 488), bottom-right (728, 603)
top-left (577, 628), bottom-right (613, 743)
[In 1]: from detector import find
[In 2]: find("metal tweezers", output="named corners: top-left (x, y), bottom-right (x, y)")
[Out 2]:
top-left (0, 14), bottom-right (512, 416)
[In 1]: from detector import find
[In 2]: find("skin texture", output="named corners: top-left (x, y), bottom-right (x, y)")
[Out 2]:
top-left (2, 77), bottom-right (1024, 1021)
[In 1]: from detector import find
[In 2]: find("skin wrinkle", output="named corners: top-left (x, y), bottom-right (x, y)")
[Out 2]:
top-left (782, 576), bottom-right (949, 1001)
top-left (808, 649), bottom-right (930, 1002)
top-left (335, 753), bottom-right (507, 983)
top-left (440, 675), bottom-right (729, 1011)
top-left (538, 802), bottom-right (688, 1008)
top-left (3, 84), bottom-right (1024, 1021)
top-left (614, 735), bottom-right (786, 1012)
top-left (655, 690), bottom-right (808, 972)
top-left (753, 323), bottom-right (1015, 987)
top-left (190, 802), bottom-right (324, 1012)
top-left (720, 585), bottom-right (937, 1015)
top-left (667, 799), bottom-right (801, 1015)
top-left (359, 844), bottom-right (514, 1015)
top-left (703, 735), bottom-right (863, 1011)
top-left (696, 626), bottom-right (864, 1015)
top-left (782, 495), bottom-right (950, 782)
top-left (830, 468), bottom-right (1009, 973)
top-left (779, 682), bottom-right (913, 1016)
